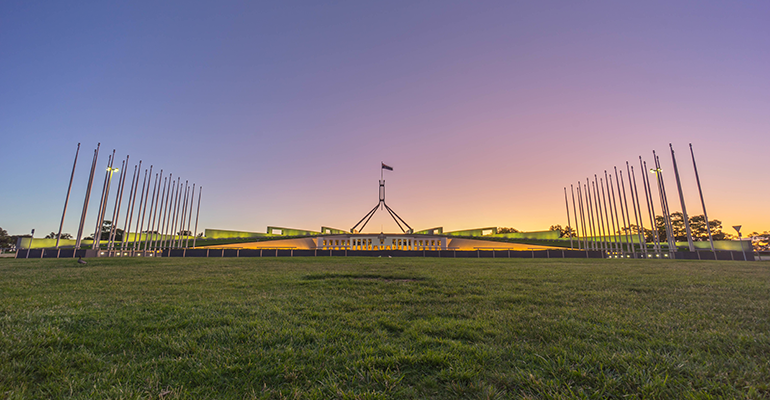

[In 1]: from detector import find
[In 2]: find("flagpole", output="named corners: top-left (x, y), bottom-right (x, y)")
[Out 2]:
top-left (185, 184), bottom-right (195, 249)
top-left (670, 144), bottom-right (695, 252)
top-left (577, 183), bottom-right (588, 251)
top-left (585, 180), bottom-right (596, 251)
top-left (106, 158), bottom-right (126, 251)
top-left (629, 164), bottom-right (647, 257)
top-left (594, 176), bottom-right (607, 254)
top-left (121, 162), bottom-right (139, 252)
top-left (564, 187), bottom-right (573, 249)
top-left (654, 152), bottom-right (676, 256)
top-left (156, 174), bottom-right (171, 251)
top-left (606, 171), bottom-right (622, 256)
top-left (641, 159), bottom-right (661, 256)
top-left (690, 143), bottom-right (715, 253)
top-left (76, 144), bottom-right (99, 251)
top-left (192, 187), bottom-right (202, 248)
top-left (133, 167), bottom-right (150, 251)
top-left (570, 184), bottom-right (580, 250)
top-left (56, 143), bottom-right (80, 249)
top-left (133, 167), bottom-right (149, 251)
top-left (617, 167), bottom-right (633, 257)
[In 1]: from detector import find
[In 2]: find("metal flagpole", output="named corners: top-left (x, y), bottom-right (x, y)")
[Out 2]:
top-left (176, 182), bottom-right (189, 248)
top-left (615, 167), bottom-right (631, 256)
top-left (564, 187), bottom-right (573, 249)
top-left (571, 185), bottom-right (580, 250)
top-left (154, 174), bottom-right (170, 251)
top-left (136, 167), bottom-right (154, 251)
top-left (594, 177), bottom-right (607, 254)
top-left (591, 179), bottom-right (603, 253)
top-left (56, 143), bottom-right (80, 249)
top-left (192, 187), bottom-right (202, 248)
top-left (144, 169), bottom-right (163, 251)
top-left (654, 152), bottom-right (676, 255)
top-left (641, 159), bottom-right (661, 256)
top-left (629, 164), bottom-right (648, 258)
top-left (93, 152), bottom-right (114, 250)
top-left (164, 178), bottom-right (180, 250)
top-left (158, 174), bottom-right (173, 251)
top-left (690, 143), bottom-right (715, 253)
top-left (106, 158), bottom-right (127, 251)
top-left (149, 174), bottom-right (166, 251)
top-left (606, 172), bottom-right (622, 256)
top-left (585, 180), bottom-right (596, 251)
top-left (133, 167), bottom-right (150, 251)
top-left (577, 183), bottom-right (588, 251)
top-left (169, 180), bottom-right (182, 249)
top-left (76, 144), bottom-right (99, 250)
top-left (600, 176), bottom-right (614, 256)
top-left (617, 168), bottom-right (633, 257)
top-left (185, 184), bottom-right (195, 249)
top-left (121, 162), bottom-right (139, 251)
top-left (670, 144), bottom-right (695, 252)
top-left (96, 153), bottom-right (119, 251)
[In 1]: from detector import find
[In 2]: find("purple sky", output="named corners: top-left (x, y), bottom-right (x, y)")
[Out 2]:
top-left (2, 1), bottom-right (768, 237)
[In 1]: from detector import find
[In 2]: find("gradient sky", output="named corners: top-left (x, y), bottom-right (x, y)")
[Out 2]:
top-left (2, 1), bottom-right (769, 237)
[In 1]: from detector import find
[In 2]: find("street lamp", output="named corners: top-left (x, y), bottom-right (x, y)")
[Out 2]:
top-left (733, 225), bottom-right (748, 261)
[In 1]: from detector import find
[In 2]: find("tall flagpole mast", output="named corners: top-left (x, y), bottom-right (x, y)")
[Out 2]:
top-left (570, 185), bottom-right (580, 250)
top-left (564, 187), bottom-right (573, 249)
top-left (185, 184), bottom-right (195, 249)
top-left (690, 143), bottom-right (715, 253)
top-left (629, 164), bottom-right (648, 258)
top-left (585, 180), bottom-right (596, 251)
top-left (615, 166), bottom-right (637, 258)
top-left (121, 162), bottom-right (139, 251)
top-left (56, 143), bottom-right (80, 249)
top-left (106, 158), bottom-right (127, 251)
top-left (76, 144), bottom-right (99, 250)
top-left (192, 187), bottom-right (202, 248)
top-left (641, 159), bottom-right (661, 256)
top-left (670, 144), bottom-right (695, 252)
top-left (133, 166), bottom-right (150, 251)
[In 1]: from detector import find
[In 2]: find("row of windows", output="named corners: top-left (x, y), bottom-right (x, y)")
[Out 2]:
top-left (320, 238), bottom-right (441, 250)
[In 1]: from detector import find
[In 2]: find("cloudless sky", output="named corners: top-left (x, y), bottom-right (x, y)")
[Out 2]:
top-left (1, 1), bottom-right (768, 237)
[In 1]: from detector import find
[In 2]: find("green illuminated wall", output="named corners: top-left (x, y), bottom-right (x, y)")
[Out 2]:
top-left (321, 227), bottom-right (348, 234)
top-left (415, 227), bottom-right (443, 235)
top-left (492, 230), bottom-right (561, 240)
top-left (445, 227), bottom-right (498, 237)
top-left (204, 229), bottom-right (268, 239)
top-left (266, 227), bottom-right (320, 236)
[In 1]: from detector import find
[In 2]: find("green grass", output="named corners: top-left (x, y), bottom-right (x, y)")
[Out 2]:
top-left (1, 257), bottom-right (768, 399)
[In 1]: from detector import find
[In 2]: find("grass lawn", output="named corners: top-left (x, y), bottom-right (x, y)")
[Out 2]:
top-left (1, 257), bottom-right (768, 399)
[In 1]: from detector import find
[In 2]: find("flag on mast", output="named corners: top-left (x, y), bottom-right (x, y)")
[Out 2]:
top-left (381, 163), bottom-right (393, 171)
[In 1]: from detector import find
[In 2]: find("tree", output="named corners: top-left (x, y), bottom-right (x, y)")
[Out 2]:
top-left (549, 225), bottom-right (576, 238)
top-left (95, 220), bottom-right (124, 242)
top-left (619, 224), bottom-right (654, 243)
top-left (0, 227), bottom-right (14, 250)
top-left (44, 232), bottom-right (72, 240)
top-left (654, 213), bottom-right (726, 242)
top-left (497, 227), bottom-right (519, 234)
top-left (178, 230), bottom-right (192, 237)
top-left (749, 231), bottom-right (770, 252)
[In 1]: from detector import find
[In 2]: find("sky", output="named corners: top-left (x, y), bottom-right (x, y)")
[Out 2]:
top-left (1, 1), bottom-right (769, 238)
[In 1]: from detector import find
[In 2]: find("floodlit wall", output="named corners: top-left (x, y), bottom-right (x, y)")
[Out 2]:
top-left (16, 238), bottom-right (92, 249)
top-left (492, 230), bottom-right (561, 240)
top-left (445, 227), bottom-right (498, 236)
top-left (204, 229), bottom-right (268, 239)
top-left (320, 227), bottom-right (348, 234)
top-left (415, 227), bottom-right (443, 235)
top-left (266, 227), bottom-right (320, 236)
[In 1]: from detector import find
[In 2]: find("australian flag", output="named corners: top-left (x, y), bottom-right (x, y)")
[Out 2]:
top-left (381, 162), bottom-right (393, 171)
